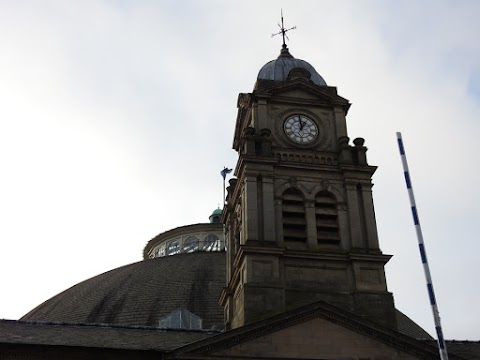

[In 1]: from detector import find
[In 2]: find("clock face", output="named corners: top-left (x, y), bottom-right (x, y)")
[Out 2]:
top-left (283, 115), bottom-right (318, 144)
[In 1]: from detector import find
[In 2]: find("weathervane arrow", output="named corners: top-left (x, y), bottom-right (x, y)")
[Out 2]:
top-left (271, 9), bottom-right (296, 48)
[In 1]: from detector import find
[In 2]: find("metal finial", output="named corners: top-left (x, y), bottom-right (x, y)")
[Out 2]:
top-left (271, 9), bottom-right (296, 49)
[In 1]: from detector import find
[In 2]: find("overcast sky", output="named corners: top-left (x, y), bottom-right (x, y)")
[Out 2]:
top-left (0, 0), bottom-right (479, 340)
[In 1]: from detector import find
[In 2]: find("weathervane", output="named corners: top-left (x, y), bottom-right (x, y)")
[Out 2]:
top-left (271, 10), bottom-right (296, 48)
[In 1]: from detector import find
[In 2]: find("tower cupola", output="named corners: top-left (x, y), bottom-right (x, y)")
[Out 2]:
top-left (209, 208), bottom-right (222, 223)
top-left (257, 45), bottom-right (327, 86)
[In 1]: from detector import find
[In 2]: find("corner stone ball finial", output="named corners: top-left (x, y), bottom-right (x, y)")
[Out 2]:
top-left (338, 136), bottom-right (350, 148)
top-left (353, 137), bottom-right (365, 147)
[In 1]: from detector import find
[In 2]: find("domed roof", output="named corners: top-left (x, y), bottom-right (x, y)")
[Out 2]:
top-left (211, 208), bottom-right (222, 216)
top-left (21, 249), bottom-right (431, 339)
top-left (209, 208), bottom-right (222, 224)
top-left (21, 252), bottom-right (226, 329)
top-left (257, 46), bottom-right (327, 86)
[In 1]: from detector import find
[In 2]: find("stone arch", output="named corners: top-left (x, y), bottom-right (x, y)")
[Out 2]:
top-left (311, 183), bottom-right (344, 203)
top-left (275, 180), bottom-right (309, 199)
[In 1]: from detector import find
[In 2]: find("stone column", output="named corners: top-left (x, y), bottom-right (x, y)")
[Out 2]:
top-left (360, 184), bottom-right (380, 250)
top-left (337, 203), bottom-right (350, 251)
top-left (256, 99), bottom-right (268, 130)
top-left (227, 216), bottom-right (239, 284)
top-left (305, 200), bottom-right (317, 250)
top-left (345, 182), bottom-right (364, 249)
top-left (274, 198), bottom-right (284, 246)
top-left (334, 107), bottom-right (348, 141)
top-left (262, 176), bottom-right (276, 242)
top-left (244, 176), bottom-right (259, 242)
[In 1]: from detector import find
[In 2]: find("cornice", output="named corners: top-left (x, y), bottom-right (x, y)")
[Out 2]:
top-left (339, 163), bottom-right (378, 175)
top-left (230, 245), bottom-right (391, 266)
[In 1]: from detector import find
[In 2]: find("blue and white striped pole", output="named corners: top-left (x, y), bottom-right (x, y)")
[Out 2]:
top-left (396, 132), bottom-right (448, 360)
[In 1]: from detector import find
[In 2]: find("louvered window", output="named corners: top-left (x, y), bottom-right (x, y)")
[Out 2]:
top-left (282, 188), bottom-right (307, 242)
top-left (315, 192), bottom-right (340, 243)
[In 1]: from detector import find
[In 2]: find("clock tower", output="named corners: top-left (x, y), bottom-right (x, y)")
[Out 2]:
top-left (220, 44), bottom-right (397, 331)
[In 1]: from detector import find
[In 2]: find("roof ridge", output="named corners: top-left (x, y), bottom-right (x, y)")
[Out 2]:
top-left (1, 319), bottom-right (221, 334)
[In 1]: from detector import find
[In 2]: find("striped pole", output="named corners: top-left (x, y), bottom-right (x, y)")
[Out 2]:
top-left (396, 132), bottom-right (448, 360)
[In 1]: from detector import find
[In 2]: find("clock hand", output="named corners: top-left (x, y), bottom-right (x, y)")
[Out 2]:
top-left (298, 116), bottom-right (304, 130)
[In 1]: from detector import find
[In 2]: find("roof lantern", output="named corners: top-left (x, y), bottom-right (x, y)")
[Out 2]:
top-left (209, 208), bottom-right (222, 223)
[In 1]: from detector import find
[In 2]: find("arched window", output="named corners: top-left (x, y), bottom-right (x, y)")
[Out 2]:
top-left (183, 236), bottom-right (199, 253)
top-left (166, 239), bottom-right (181, 255)
top-left (202, 234), bottom-right (220, 251)
top-left (282, 188), bottom-right (307, 242)
top-left (315, 191), bottom-right (340, 243)
top-left (157, 243), bottom-right (166, 257)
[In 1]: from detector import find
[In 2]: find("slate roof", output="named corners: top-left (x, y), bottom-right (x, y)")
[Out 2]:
top-left (0, 320), bottom-right (215, 352)
top-left (395, 309), bottom-right (433, 340)
top-left (22, 252), bottom-right (226, 329)
top-left (432, 341), bottom-right (480, 360)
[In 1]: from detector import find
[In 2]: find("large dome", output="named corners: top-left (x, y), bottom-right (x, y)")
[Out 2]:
top-left (257, 46), bottom-right (327, 86)
top-left (21, 252), bottom-right (226, 329)
top-left (21, 248), bottom-right (432, 339)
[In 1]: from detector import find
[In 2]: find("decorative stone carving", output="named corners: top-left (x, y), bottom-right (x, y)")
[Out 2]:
top-left (237, 93), bottom-right (252, 109)
top-left (288, 177), bottom-right (298, 188)
top-left (321, 180), bottom-right (330, 190)
top-left (242, 127), bottom-right (256, 155)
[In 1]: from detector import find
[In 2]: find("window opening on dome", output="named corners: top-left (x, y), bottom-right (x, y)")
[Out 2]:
top-left (157, 243), bottom-right (166, 257)
top-left (202, 234), bottom-right (221, 251)
top-left (183, 236), bottom-right (199, 253)
top-left (158, 308), bottom-right (203, 330)
top-left (149, 232), bottom-right (225, 259)
top-left (166, 239), bottom-right (180, 256)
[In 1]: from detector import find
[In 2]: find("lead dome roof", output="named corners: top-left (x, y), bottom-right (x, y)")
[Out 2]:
top-left (257, 45), bottom-right (327, 86)
top-left (21, 248), bottom-right (432, 339)
top-left (21, 252), bottom-right (226, 329)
